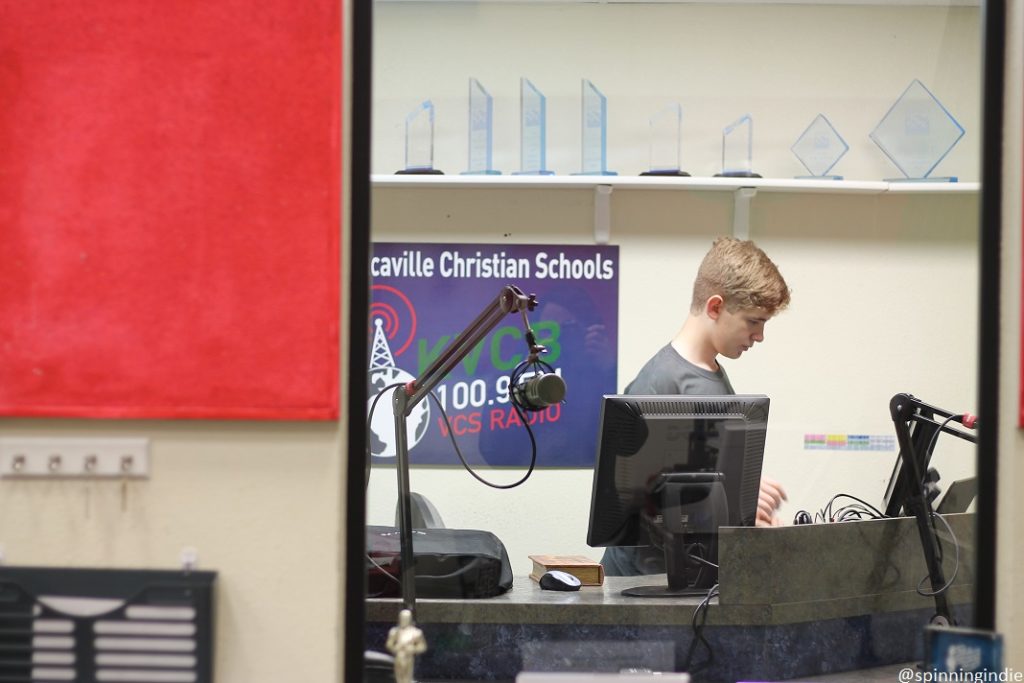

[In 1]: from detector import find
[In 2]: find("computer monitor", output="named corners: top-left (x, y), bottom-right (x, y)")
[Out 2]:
top-left (586, 394), bottom-right (769, 597)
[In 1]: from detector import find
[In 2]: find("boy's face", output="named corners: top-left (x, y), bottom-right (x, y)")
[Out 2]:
top-left (710, 303), bottom-right (772, 360)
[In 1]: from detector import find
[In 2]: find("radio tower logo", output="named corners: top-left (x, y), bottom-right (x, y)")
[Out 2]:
top-left (368, 285), bottom-right (429, 458)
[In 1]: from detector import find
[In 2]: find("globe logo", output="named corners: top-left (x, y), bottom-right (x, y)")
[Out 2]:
top-left (367, 285), bottom-right (428, 459)
top-left (367, 365), bottom-right (431, 458)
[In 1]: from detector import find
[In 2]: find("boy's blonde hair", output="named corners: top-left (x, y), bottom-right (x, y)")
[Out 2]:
top-left (690, 237), bottom-right (791, 315)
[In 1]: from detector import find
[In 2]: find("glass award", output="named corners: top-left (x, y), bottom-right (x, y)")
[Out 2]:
top-left (791, 114), bottom-right (848, 180)
top-left (514, 78), bottom-right (553, 175)
top-left (397, 99), bottom-right (443, 175)
top-left (869, 79), bottom-right (964, 182)
top-left (716, 114), bottom-right (760, 178)
top-left (462, 78), bottom-right (501, 175)
top-left (572, 79), bottom-right (617, 176)
top-left (641, 103), bottom-right (690, 177)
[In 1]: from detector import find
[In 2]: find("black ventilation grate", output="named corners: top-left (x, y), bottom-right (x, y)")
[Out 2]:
top-left (0, 567), bottom-right (215, 683)
top-left (637, 398), bottom-right (746, 417)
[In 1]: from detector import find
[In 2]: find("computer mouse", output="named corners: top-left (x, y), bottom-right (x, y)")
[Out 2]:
top-left (539, 570), bottom-right (582, 591)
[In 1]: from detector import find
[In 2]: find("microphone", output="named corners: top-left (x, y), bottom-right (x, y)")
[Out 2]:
top-left (960, 413), bottom-right (978, 429)
top-left (512, 372), bottom-right (566, 412)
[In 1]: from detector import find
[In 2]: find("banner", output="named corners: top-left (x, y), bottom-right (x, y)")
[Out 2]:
top-left (0, 1), bottom-right (340, 419)
top-left (368, 243), bottom-right (619, 468)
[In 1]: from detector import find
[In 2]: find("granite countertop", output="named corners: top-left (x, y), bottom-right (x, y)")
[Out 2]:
top-left (368, 574), bottom-right (709, 626)
top-left (366, 573), bottom-right (968, 628)
top-left (368, 513), bottom-right (975, 629)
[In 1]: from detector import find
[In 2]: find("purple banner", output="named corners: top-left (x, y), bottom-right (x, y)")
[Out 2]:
top-left (368, 243), bottom-right (619, 468)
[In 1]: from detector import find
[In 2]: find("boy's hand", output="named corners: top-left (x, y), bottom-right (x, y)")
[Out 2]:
top-left (756, 476), bottom-right (788, 527)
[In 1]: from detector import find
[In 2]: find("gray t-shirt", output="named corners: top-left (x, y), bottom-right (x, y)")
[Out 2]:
top-left (600, 344), bottom-right (735, 577)
top-left (623, 343), bottom-right (734, 396)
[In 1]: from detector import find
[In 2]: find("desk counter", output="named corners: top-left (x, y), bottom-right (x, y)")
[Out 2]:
top-left (366, 514), bottom-right (975, 682)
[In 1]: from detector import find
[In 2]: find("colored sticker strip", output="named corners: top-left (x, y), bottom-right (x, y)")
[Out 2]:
top-left (803, 434), bottom-right (896, 451)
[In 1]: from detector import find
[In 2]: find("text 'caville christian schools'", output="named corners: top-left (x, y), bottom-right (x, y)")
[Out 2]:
top-left (371, 249), bottom-right (616, 281)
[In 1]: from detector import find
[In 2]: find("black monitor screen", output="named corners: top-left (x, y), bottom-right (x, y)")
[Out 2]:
top-left (586, 394), bottom-right (769, 596)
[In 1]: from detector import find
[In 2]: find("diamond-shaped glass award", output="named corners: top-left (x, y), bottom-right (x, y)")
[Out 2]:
top-left (397, 100), bottom-right (443, 175)
top-left (870, 79), bottom-right (964, 182)
top-left (791, 114), bottom-right (848, 180)
top-left (462, 78), bottom-right (500, 175)
top-left (514, 78), bottom-right (553, 176)
top-left (573, 79), bottom-right (617, 176)
top-left (715, 114), bottom-right (760, 178)
top-left (641, 103), bottom-right (690, 177)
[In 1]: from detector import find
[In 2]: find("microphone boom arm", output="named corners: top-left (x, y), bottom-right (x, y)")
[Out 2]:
top-left (391, 285), bottom-right (538, 615)
top-left (889, 393), bottom-right (978, 627)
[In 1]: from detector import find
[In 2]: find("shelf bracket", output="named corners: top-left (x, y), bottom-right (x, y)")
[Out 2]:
top-left (593, 184), bottom-right (613, 244)
top-left (732, 187), bottom-right (757, 240)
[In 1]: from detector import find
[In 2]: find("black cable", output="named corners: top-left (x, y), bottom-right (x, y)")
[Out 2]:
top-left (363, 381), bottom-right (538, 600)
top-left (925, 414), bottom-right (960, 464)
top-left (366, 380), bottom-right (538, 491)
top-left (917, 510), bottom-right (960, 598)
top-left (820, 494), bottom-right (885, 523)
top-left (363, 384), bottom-right (412, 599)
top-left (835, 507), bottom-right (871, 522)
top-left (687, 551), bottom-right (718, 571)
top-left (365, 553), bottom-right (403, 596)
top-left (918, 413), bottom-right (961, 563)
top-left (682, 583), bottom-right (719, 674)
top-left (428, 389), bottom-right (537, 489)
top-left (365, 382), bottom-right (406, 489)
top-left (680, 544), bottom-right (718, 588)
top-left (833, 502), bottom-right (885, 522)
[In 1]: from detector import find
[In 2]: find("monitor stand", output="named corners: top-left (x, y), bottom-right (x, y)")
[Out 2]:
top-left (621, 531), bottom-right (718, 598)
top-left (622, 475), bottom-right (724, 598)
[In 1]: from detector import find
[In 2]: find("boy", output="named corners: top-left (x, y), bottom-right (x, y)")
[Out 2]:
top-left (602, 236), bottom-right (791, 577)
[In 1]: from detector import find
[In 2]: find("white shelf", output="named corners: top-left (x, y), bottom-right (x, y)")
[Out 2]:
top-left (372, 174), bottom-right (980, 195)
top-left (884, 181), bottom-right (981, 193)
top-left (372, 174), bottom-right (978, 243)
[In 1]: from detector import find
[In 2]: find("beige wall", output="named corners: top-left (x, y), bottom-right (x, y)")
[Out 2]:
top-left (0, 420), bottom-right (346, 682)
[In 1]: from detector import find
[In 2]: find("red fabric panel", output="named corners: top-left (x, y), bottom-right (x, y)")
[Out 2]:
top-left (0, 1), bottom-right (341, 419)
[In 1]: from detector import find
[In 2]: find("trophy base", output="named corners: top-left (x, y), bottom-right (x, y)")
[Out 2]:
top-left (714, 171), bottom-right (762, 178)
top-left (512, 170), bottom-right (556, 176)
top-left (796, 175), bottom-right (843, 180)
top-left (641, 170), bottom-right (691, 177)
top-left (395, 168), bottom-right (445, 175)
top-left (886, 176), bottom-right (958, 183)
top-left (571, 171), bottom-right (619, 176)
top-left (461, 170), bottom-right (503, 175)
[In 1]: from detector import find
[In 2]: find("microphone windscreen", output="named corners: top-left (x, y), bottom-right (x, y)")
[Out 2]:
top-left (517, 373), bottom-right (566, 410)
top-left (534, 373), bottom-right (566, 405)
